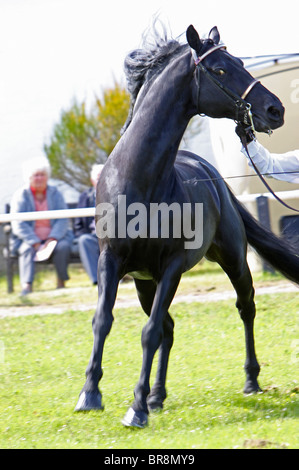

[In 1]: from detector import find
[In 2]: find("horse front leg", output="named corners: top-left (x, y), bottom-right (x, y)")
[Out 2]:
top-left (122, 259), bottom-right (182, 428)
top-left (75, 249), bottom-right (119, 411)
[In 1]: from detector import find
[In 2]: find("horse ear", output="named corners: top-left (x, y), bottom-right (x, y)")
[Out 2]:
top-left (208, 26), bottom-right (220, 44)
top-left (186, 25), bottom-right (202, 53)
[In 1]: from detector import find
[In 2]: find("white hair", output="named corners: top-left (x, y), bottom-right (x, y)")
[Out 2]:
top-left (90, 164), bottom-right (104, 183)
top-left (22, 156), bottom-right (51, 183)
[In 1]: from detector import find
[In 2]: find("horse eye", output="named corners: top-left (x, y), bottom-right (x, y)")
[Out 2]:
top-left (214, 68), bottom-right (226, 76)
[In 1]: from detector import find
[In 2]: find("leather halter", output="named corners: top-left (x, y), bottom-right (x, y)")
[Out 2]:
top-left (194, 45), bottom-right (299, 213)
top-left (193, 44), bottom-right (259, 129)
top-left (194, 44), bottom-right (224, 65)
top-left (241, 79), bottom-right (260, 100)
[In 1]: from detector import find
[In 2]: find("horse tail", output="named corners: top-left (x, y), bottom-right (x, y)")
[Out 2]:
top-left (230, 190), bottom-right (299, 285)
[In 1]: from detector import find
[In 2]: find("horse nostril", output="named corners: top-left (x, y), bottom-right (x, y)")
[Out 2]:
top-left (267, 105), bottom-right (283, 122)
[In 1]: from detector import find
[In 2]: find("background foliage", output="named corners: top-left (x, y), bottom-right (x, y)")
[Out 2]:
top-left (44, 82), bottom-right (130, 192)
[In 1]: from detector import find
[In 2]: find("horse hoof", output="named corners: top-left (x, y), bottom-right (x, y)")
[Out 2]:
top-left (147, 397), bottom-right (163, 413)
top-left (74, 391), bottom-right (104, 411)
top-left (243, 381), bottom-right (262, 395)
top-left (122, 407), bottom-right (148, 428)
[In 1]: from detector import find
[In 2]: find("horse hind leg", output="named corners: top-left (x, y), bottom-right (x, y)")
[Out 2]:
top-left (133, 278), bottom-right (175, 412)
top-left (207, 243), bottom-right (261, 394)
top-left (232, 264), bottom-right (261, 393)
top-left (147, 313), bottom-right (174, 411)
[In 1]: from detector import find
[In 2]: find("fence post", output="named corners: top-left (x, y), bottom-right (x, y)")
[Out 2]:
top-left (3, 204), bottom-right (14, 293)
top-left (256, 195), bottom-right (275, 273)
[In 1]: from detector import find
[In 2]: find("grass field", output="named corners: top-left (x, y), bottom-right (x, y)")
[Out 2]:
top-left (0, 263), bottom-right (298, 449)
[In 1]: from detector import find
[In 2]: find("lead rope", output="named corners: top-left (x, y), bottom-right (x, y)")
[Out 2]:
top-left (193, 45), bottom-right (299, 212)
top-left (241, 133), bottom-right (299, 213)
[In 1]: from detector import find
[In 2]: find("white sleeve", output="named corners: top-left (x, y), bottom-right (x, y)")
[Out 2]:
top-left (241, 140), bottom-right (299, 184)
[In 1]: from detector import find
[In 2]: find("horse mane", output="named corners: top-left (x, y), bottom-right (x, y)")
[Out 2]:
top-left (122, 21), bottom-right (187, 133)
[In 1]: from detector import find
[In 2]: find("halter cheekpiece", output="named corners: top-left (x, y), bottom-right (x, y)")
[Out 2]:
top-left (193, 44), bottom-right (260, 131)
top-left (194, 43), bottom-right (299, 212)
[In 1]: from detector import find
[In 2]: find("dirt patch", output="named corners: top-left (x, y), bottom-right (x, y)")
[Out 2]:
top-left (243, 438), bottom-right (287, 449)
top-left (0, 283), bottom-right (297, 319)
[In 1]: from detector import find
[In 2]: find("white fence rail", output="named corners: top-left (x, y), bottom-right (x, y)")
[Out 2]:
top-left (237, 189), bottom-right (299, 204)
top-left (0, 189), bottom-right (299, 224)
top-left (0, 207), bottom-right (95, 224)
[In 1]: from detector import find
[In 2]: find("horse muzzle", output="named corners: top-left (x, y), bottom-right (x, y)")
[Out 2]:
top-left (252, 97), bottom-right (285, 133)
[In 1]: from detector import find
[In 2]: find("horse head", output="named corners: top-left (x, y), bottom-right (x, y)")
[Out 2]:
top-left (187, 25), bottom-right (285, 133)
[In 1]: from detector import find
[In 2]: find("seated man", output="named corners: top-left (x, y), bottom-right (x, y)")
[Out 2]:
top-left (74, 164), bottom-right (104, 285)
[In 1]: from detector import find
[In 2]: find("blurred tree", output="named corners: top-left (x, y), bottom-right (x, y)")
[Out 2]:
top-left (44, 82), bottom-right (130, 192)
top-left (96, 83), bottom-right (131, 156)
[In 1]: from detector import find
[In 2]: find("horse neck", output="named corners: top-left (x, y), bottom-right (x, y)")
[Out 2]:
top-left (117, 51), bottom-right (196, 192)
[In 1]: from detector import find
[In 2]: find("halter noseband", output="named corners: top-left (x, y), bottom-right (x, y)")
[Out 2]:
top-left (193, 44), bottom-right (260, 131)
top-left (194, 44), bottom-right (299, 212)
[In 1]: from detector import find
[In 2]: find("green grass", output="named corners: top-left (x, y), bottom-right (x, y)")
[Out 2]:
top-left (0, 263), bottom-right (298, 449)
top-left (0, 259), bottom-right (287, 308)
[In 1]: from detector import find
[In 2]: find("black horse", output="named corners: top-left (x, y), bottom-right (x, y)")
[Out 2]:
top-left (75, 25), bottom-right (296, 428)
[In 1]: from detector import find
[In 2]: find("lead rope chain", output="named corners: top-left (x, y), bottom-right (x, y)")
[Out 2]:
top-left (194, 45), bottom-right (299, 213)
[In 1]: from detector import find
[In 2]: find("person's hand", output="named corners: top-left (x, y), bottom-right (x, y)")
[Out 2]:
top-left (33, 242), bottom-right (41, 251)
top-left (235, 123), bottom-right (255, 144)
top-left (44, 237), bottom-right (56, 247)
